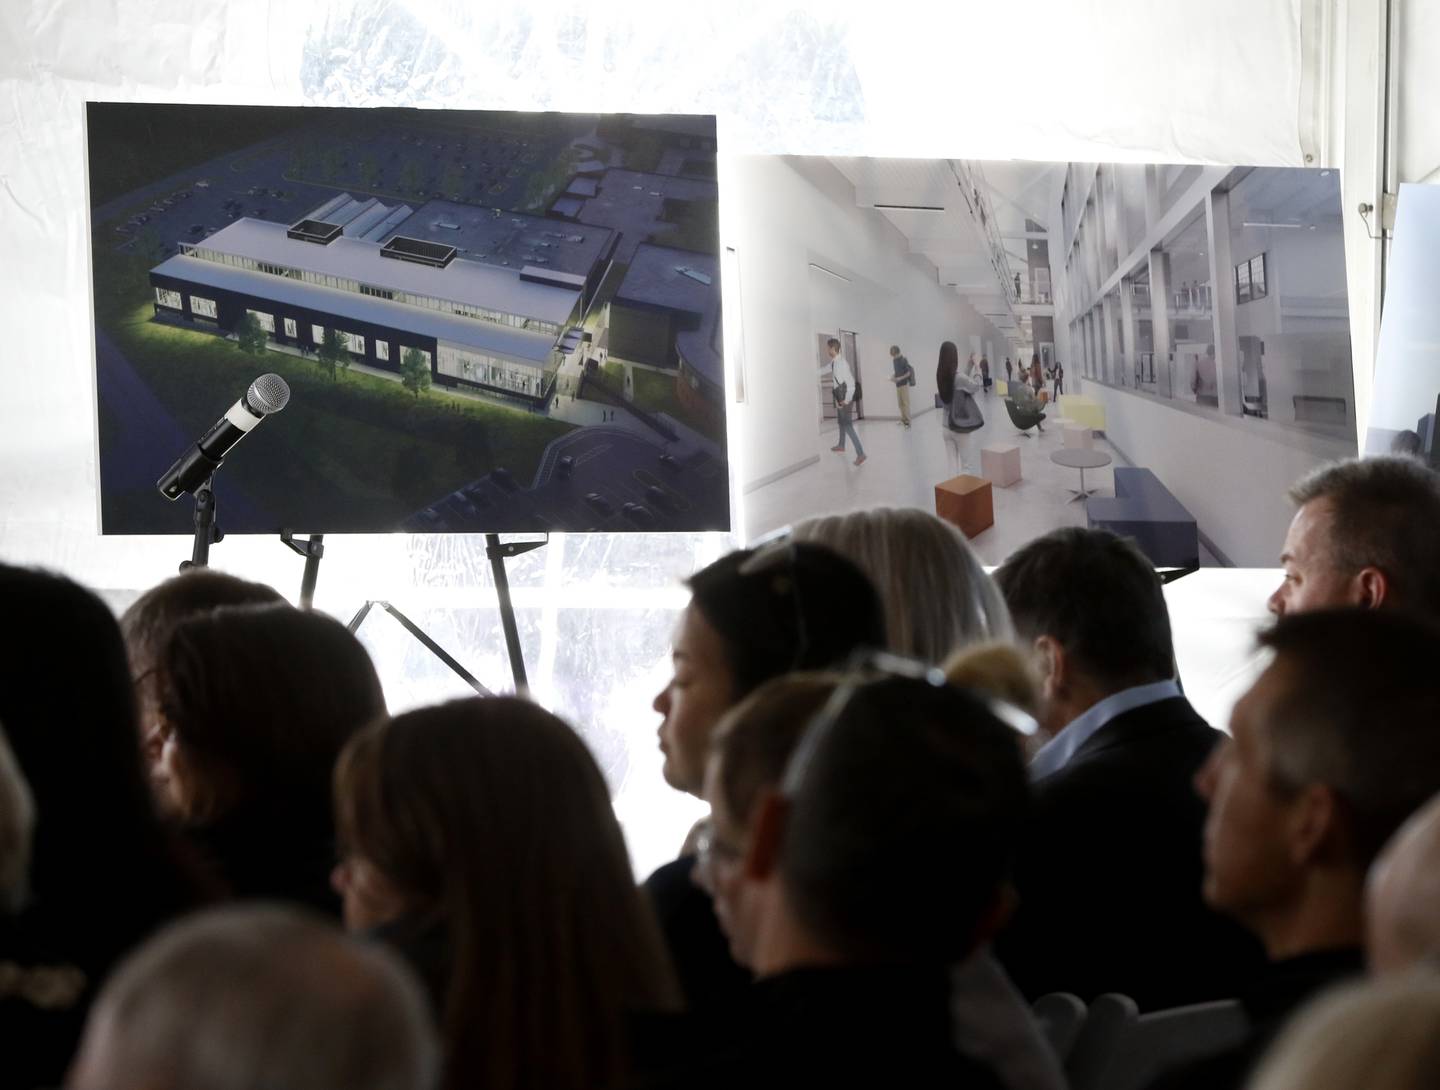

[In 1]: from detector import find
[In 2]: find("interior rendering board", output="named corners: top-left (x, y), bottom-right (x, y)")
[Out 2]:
top-left (730, 156), bottom-right (1357, 568)
top-left (1363, 183), bottom-right (1440, 469)
top-left (88, 104), bottom-right (727, 535)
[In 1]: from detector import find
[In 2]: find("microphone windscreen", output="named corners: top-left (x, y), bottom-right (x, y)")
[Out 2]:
top-left (247, 373), bottom-right (291, 415)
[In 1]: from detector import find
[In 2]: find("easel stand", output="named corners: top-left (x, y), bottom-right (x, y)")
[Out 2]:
top-left (281, 531), bottom-right (325, 609)
top-left (346, 533), bottom-right (547, 697)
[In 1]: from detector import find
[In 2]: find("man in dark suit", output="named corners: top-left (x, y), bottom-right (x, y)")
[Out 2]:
top-left (1150, 609), bottom-right (1440, 1090)
top-left (992, 528), bottom-right (1263, 1010)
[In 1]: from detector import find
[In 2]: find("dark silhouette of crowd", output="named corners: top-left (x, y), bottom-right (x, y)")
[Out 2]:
top-left (3, 452), bottom-right (1440, 1090)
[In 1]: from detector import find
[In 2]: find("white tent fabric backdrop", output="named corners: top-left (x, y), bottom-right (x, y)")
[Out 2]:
top-left (0, 0), bottom-right (1395, 875)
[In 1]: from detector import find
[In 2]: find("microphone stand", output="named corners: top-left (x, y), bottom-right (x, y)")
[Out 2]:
top-left (179, 476), bottom-right (222, 571)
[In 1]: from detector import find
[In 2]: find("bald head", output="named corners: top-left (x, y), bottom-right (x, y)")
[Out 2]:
top-left (1367, 793), bottom-right (1440, 975)
top-left (67, 905), bottom-right (439, 1090)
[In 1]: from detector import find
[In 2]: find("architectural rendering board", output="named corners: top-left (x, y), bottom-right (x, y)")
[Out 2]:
top-left (734, 157), bottom-right (1357, 568)
top-left (1364, 183), bottom-right (1440, 468)
top-left (87, 104), bottom-right (727, 535)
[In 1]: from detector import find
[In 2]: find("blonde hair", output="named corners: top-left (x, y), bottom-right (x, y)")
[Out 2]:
top-left (0, 723), bottom-right (34, 913)
top-left (1250, 975), bottom-right (1440, 1090)
top-left (943, 642), bottom-right (1041, 718)
top-left (792, 507), bottom-right (1013, 662)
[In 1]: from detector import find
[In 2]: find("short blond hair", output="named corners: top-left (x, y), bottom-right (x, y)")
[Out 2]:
top-left (1250, 974), bottom-right (1440, 1090)
top-left (943, 642), bottom-right (1041, 718)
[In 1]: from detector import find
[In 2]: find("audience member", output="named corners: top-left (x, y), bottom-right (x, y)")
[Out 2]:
top-left (1367, 793), bottom-right (1440, 975)
top-left (0, 564), bottom-right (210, 1089)
top-left (792, 506), bottom-right (1013, 661)
top-left (1247, 976), bottom-right (1440, 1090)
top-left (1269, 455), bottom-right (1440, 617)
top-left (646, 543), bottom-right (885, 1007)
top-left (332, 697), bottom-right (680, 1090)
top-left (65, 904), bottom-right (439, 1090)
top-left (698, 673), bottom-right (1064, 1090)
top-left (992, 528), bottom-right (1263, 1009)
top-left (154, 603), bottom-right (384, 913)
top-left (944, 641), bottom-right (1042, 718)
top-left (118, 569), bottom-right (284, 811)
top-left (0, 725), bottom-right (33, 915)
top-left (1153, 609), bottom-right (1440, 1090)
top-left (662, 668), bottom-right (1027, 1088)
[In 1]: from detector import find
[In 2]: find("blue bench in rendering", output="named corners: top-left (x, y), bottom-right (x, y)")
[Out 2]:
top-left (1087, 467), bottom-right (1199, 569)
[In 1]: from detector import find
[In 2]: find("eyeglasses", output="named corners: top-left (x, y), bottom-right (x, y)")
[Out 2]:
top-left (781, 648), bottom-right (1039, 798)
top-left (693, 816), bottom-right (746, 883)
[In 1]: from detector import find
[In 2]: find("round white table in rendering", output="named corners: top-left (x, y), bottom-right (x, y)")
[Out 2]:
top-left (1049, 449), bottom-right (1112, 501)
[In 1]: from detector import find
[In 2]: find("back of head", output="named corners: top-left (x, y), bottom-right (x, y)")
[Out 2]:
top-left (160, 603), bottom-right (384, 821)
top-left (1288, 455), bottom-right (1440, 617)
top-left (119, 569), bottom-right (285, 678)
top-left (0, 724), bottom-right (34, 913)
top-left (1249, 975), bottom-right (1440, 1090)
top-left (335, 697), bottom-right (678, 1090)
top-left (1258, 610), bottom-right (1440, 870)
top-left (1368, 792), bottom-right (1440, 975)
top-left (710, 674), bottom-right (840, 828)
top-left (0, 564), bottom-right (187, 936)
top-left (684, 543), bottom-right (885, 698)
top-left (943, 641), bottom-right (1042, 718)
top-left (780, 675), bottom-right (1028, 963)
top-left (937, 341), bottom-right (959, 404)
top-left (994, 528), bottom-right (1175, 688)
top-left (67, 904), bottom-right (439, 1090)
top-left (792, 507), bottom-right (1013, 661)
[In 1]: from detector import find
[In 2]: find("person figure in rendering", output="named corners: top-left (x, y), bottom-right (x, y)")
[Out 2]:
top-left (889, 345), bottom-right (916, 428)
top-left (1052, 360), bottom-right (1064, 400)
top-left (979, 354), bottom-right (991, 396)
top-left (1014, 271), bottom-right (1022, 300)
top-left (826, 338), bottom-right (866, 466)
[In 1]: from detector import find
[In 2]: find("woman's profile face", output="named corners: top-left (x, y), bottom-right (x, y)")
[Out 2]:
top-left (653, 603), bottom-right (736, 797)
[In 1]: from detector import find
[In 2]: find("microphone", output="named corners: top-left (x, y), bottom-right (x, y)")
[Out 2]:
top-left (157, 374), bottom-right (291, 499)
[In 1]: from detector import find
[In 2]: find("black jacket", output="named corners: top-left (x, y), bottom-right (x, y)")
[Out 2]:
top-left (995, 696), bottom-right (1265, 1010)
top-left (642, 855), bottom-right (752, 1009)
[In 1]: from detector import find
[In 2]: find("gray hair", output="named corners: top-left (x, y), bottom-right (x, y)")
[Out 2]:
top-left (1288, 455), bottom-right (1440, 617)
top-left (0, 723), bottom-right (34, 913)
top-left (67, 905), bottom-right (440, 1090)
top-left (1250, 975), bottom-right (1440, 1090)
top-left (791, 507), bottom-right (1013, 662)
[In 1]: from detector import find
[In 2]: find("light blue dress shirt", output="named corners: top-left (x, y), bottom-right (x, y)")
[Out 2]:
top-left (1028, 679), bottom-right (1183, 782)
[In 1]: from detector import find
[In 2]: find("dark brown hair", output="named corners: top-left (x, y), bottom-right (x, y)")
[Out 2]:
top-left (120, 569), bottom-right (285, 680)
top-left (159, 603), bottom-right (384, 823)
top-left (711, 674), bottom-right (839, 828)
top-left (1257, 609), bottom-right (1440, 868)
top-left (334, 697), bottom-right (680, 1090)
top-left (937, 341), bottom-right (959, 404)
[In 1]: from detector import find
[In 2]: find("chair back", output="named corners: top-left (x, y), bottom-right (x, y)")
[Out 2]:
top-left (1066, 993), bottom-right (1138, 1090)
top-left (1099, 998), bottom-right (1248, 1090)
top-left (1032, 992), bottom-right (1087, 1064)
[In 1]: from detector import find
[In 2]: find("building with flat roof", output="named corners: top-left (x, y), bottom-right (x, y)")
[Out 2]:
top-left (149, 200), bottom-right (595, 403)
top-left (608, 243), bottom-right (724, 422)
top-left (380, 198), bottom-right (616, 310)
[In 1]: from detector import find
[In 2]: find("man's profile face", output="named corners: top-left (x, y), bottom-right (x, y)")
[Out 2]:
top-left (1196, 660), bottom-right (1306, 931)
top-left (826, 344), bottom-right (839, 360)
top-left (1268, 498), bottom-right (1364, 616)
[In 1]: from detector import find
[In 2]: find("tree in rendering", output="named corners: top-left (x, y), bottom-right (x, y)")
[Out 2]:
top-left (401, 347), bottom-right (432, 399)
top-left (234, 312), bottom-right (267, 355)
top-left (317, 328), bottom-right (345, 380)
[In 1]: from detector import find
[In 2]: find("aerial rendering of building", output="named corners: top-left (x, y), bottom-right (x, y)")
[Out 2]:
top-left (148, 193), bottom-right (614, 403)
top-left (607, 243), bottom-right (723, 424)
